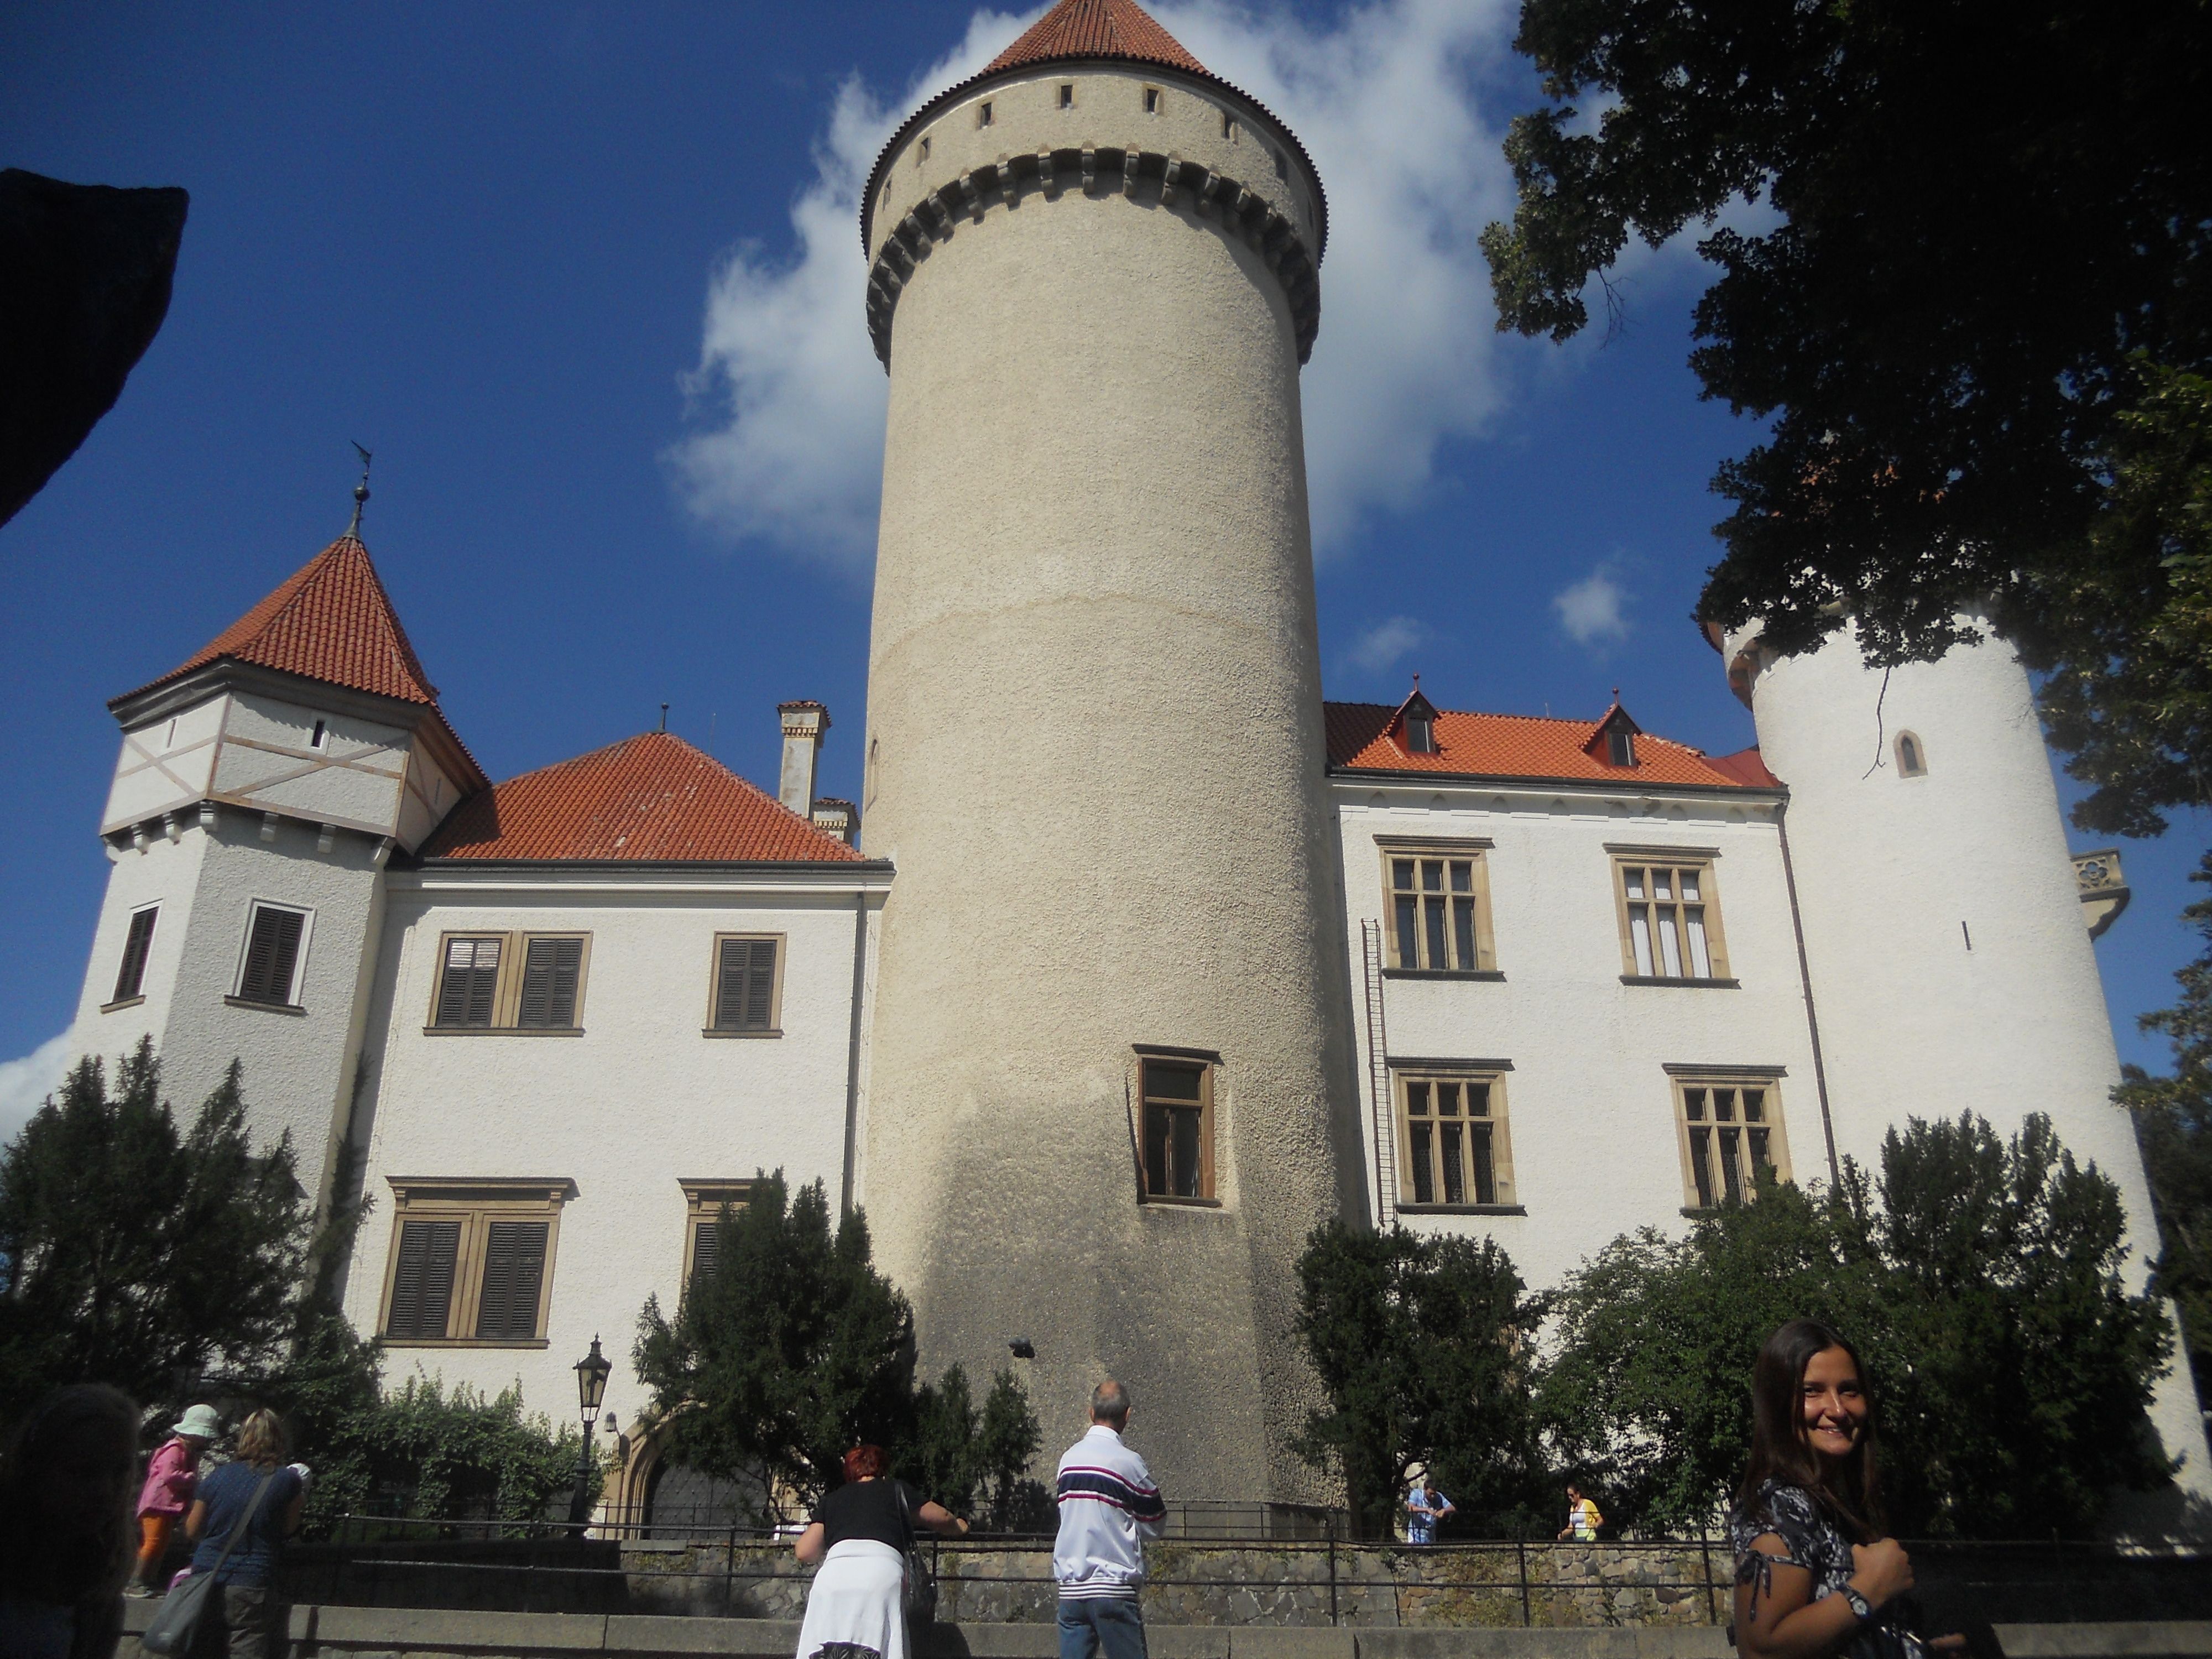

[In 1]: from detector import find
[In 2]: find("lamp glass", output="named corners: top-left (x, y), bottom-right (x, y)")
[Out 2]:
top-left (575, 1335), bottom-right (612, 1413)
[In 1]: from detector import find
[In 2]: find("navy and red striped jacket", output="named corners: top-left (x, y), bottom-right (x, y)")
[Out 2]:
top-left (1052, 1425), bottom-right (1166, 1597)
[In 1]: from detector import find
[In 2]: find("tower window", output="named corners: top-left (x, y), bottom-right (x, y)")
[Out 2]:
top-left (1222, 112), bottom-right (1238, 141)
top-left (310, 719), bottom-right (327, 750)
top-left (234, 901), bottom-right (311, 1009)
top-left (1138, 1056), bottom-right (1214, 1202)
top-left (1607, 728), bottom-right (1636, 766)
top-left (1274, 149), bottom-right (1287, 180)
top-left (1673, 1076), bottom-right (1790, 1209)
top-left (1143, 87), bottom-right (1160, 115)
top-left (1896, 731), bottom-right (1927, 776)
top-left (110, 906), bottom-right (159, 1005)
top-left (978, 100), bottom-right (993, 127)
top-left (1059, 84), bottom-right (1073, 109)
top-left (919, 135), bottom-right (931, 163)
top-left (1397, 1071), bottom-right (1514, 1209)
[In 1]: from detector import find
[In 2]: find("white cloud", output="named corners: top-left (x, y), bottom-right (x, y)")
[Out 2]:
top-left (1343, 614), bottom-right (1429, 676)
top-left (0, 1032), bottom-right (70, 1147)
top-left (1554, 559), bottom-right (1632, 647)
top-left (671, 0), bottom-right (1528, 567)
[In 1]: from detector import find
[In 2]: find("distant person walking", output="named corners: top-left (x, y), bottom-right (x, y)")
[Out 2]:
top-left (1404, 1479), bottom-right (1454, 1545)
top-left (1729, 1320), bottom-right (1964, 1659)
top-left (129, 1407), bottom-right (217, 1597)
top-left (1556, 1483), bottom-right (1601, 1543)
top-left (181, 1410), bottom-right (305, 1659)
top-left (792, 1444), bottom-right (967, 1659)
top-left (0, 1383), bottom-right (139, 1659)
top-left (1053, 1380), bottom-right (1165, 1659)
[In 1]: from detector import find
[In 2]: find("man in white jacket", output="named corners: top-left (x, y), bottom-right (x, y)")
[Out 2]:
top-left (1052, 1380), bottom-right (1166, 1659)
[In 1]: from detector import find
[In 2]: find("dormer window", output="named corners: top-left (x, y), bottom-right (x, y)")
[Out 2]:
top-left (1405, 714), bottom-right (1436, 754)
top-left (1608, 728), bottom-right (1635, 767)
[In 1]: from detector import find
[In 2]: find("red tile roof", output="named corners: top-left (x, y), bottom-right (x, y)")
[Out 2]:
top-left (420, 731), bottom-right (865, 864)
top-left (1325, 702), bottom-right (1776, 790)
top-left (127, 534), bottom-right (440, 706)
top-left (987, 0), bottom-right (1207, 75)
top-left (1704, 745), bottom-right (1782, 787)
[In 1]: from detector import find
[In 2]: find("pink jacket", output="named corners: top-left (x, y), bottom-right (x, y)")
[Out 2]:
top-left (137, 1437), bottom-right (200, 1518)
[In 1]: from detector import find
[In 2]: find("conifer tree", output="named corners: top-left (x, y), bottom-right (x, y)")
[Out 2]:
top-left (0, 1039), bottom-right (314, 1417)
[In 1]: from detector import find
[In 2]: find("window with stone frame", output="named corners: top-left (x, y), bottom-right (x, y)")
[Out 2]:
top-left (378, 1178), bottom-right (574, 1344)
top-left (680, 1181), bottom-right (754, 1297)
top-left (1396, 1070), bottom-right (1514, 1208)
top-left (428, 932), bottom-right (591, 1032)
top-left (1671, 1074), bottom-right (1790, 1209)
top-left (1381, 842), bottom-right (1497, 973)
top-left (706, 935), bottom-right (783, 1035)
top-left (110, 906), bottom-right (158, 1005)
top-left (1610, 849), bottom-right (1731, 983)
top-left (1138, 1055), bottom-right (1214, 1202)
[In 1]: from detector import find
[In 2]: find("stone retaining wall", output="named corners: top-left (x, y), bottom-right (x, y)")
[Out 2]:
top-left (615, 1542), bottom-right (1723, 1629)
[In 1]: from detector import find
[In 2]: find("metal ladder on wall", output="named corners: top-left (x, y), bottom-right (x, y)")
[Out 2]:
top-left (1360, 919), bottom-right (1397, 1227)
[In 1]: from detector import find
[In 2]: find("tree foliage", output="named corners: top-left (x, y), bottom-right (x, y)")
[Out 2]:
top-left (0, 1041), bottom-right (314, 1418)
top-left (1542, 1113), bottom-right (2171, 1538)
top-left (633, 1171), bottom-right (1041, 1527)
top-left (2117, 858), bottom-right (2212, 1404)
top-left (1292, 1219), bottom-right (1547, 1538)
top-left (1480, 1), bottom-right (2211, 773)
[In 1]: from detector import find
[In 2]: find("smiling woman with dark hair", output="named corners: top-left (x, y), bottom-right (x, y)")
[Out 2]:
top-left (1729, 1321), bottom-right (1963, 1659)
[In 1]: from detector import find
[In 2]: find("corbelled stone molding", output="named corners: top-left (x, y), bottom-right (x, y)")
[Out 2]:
top-left (866, 145), bottom-right (1322, 368)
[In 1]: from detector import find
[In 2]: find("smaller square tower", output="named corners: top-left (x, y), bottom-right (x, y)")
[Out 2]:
top-left (66, 510), bottom-right (483, 1207)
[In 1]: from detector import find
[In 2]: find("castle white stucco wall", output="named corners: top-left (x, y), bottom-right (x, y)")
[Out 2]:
top-left (341, 866), bottom-right (884, 1423)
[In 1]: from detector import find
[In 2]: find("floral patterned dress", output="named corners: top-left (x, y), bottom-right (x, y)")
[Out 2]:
top-left (1728, 1480), bottom-right (1922, 1658)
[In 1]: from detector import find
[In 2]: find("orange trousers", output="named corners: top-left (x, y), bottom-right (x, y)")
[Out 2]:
top-left (135, 1513), bottom-right (176, 1583)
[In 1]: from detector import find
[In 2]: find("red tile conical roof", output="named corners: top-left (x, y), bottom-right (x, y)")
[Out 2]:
top-left (129, 534), bottom-right (440, 706)
top-left (419, 731), bottom-right (865, 864)
top-left (987, 0), bottom-right (1207, 75)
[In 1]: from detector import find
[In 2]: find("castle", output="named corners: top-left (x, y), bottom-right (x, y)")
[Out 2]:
top-left (58, 0), bottom-right (2211, 1519)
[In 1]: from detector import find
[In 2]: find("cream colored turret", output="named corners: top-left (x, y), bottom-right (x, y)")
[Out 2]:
top-left (855, 0), bottom-right (1361, 1501)
top-left (1718, 612), bottom-right (2212, 1515)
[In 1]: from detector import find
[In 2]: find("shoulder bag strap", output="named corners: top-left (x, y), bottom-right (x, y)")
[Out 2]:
top-left (201, 1469), bottom-right (281, 1578)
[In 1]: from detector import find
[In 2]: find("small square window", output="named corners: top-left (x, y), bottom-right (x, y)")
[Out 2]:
top-left (1138, 1056), bottom-right (1213, 1201)
top-left (235, 902), bottom-right (310, 1008)
top-left (112, 906), bottom-right (158, 1004)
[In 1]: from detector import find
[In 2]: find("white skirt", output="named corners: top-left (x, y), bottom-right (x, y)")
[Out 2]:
top-left (795, 1538), bottom-right (909, 1659)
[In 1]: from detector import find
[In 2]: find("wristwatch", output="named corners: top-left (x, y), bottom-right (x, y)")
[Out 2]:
top-left (1840, 1586), bottom-right (1875, 1620)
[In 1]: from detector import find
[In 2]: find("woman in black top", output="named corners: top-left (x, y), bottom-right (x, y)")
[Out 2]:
top-left (1729, 1321), bottom-right (1961, 1659)
top-left (792, 1445), bottom-right (966, 1659)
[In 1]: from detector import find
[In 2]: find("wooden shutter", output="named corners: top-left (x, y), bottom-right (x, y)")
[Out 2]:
top-left (714, 938), bottom-right (778, 1031)
top-left (518, 937), bottom-right (583, 1028)
top-left (691, 1219), bottom-right (719, 1288)
top-left (113, 907), bottom-right (158, 1002)
top-left (239, 906), bottom-right (304, 1004)
top-left (436, 938), bottom-right (500, 1027)
top-left (474, 1220), bottom-right (549, 1339)
top-left (386, 1219), bottom-right (461, 1339)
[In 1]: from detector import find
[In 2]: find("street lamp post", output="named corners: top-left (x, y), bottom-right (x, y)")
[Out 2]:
top-left (570, 1335), bottom-right (612, 1528)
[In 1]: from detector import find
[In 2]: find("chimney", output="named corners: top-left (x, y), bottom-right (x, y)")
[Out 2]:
top-left (778, 702), bottom-right (829, 818)
top-left (811, 797), bottom-right (858, 847)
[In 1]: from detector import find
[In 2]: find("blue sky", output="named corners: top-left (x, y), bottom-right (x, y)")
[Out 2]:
top-left (3, 1), bottom-right (2203, 1129)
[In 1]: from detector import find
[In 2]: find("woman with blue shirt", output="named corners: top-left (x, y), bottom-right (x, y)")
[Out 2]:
top-left (180, 1411), bottom-right (304, 1659)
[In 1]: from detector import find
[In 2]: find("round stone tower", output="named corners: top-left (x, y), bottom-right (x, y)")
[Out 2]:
top-left (1717, 613), bottom-right (2212, 1503)
top-left (855, 0), bottom-right (1362, 1502)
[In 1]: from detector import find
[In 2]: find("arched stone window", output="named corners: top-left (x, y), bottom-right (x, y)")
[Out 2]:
top-left (1896, 731), bottom-right (1928, 777)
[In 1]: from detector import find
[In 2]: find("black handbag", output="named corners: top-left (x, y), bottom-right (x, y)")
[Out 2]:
top-left (140, 1468), bottom-right (279, 1656)
top-left (895, 1483), bottom-right (938, 1629)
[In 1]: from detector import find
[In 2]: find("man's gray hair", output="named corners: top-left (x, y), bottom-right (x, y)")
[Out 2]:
top-left (1091, 1379), bottom-right (1131, 1425)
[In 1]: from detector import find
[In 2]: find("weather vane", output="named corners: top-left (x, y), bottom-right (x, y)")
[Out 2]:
top-left (347, 442), bottom-right (373, 536)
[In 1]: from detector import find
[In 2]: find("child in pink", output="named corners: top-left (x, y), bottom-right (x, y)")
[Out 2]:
top-left (129, 1404), bottom-right (218, 1595)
